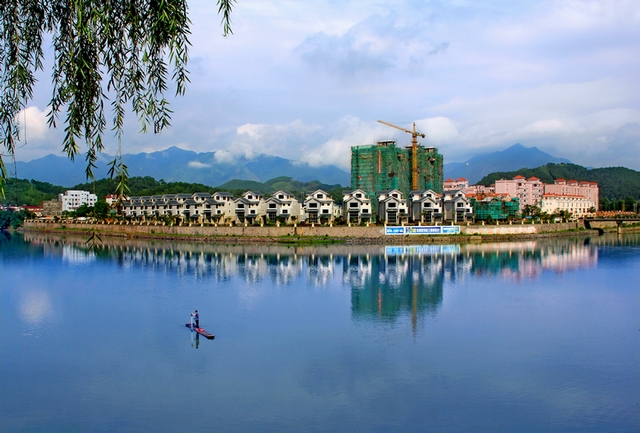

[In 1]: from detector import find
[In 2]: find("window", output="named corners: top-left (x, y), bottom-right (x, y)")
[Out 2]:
top-left (269, 204), bottom-right (276, 208)
top-left (356, 194), bottom-right (362, 198)
top-left (308, 203), bottom-right (318, 208)
top-left (349, 202), bottom-right (358, 208)
top-left (317, 194), bottom-right (324, 199)
top-left (388, 203), bottom-right (396, 208)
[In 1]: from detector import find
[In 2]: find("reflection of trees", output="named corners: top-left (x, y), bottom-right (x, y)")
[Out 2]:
top-left (348, 255), bottom-right (445, 331)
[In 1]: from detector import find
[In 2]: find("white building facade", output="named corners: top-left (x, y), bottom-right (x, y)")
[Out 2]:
top-left (59, 190), bottom-right (98, 212)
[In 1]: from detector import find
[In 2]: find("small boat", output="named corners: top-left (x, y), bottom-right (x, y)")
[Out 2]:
top-left (185, 323), bottom-right (215, 339)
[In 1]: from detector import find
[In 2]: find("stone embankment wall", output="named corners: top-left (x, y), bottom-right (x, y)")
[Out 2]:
top-left (23, 221), bottom-right (582, 239)
top-left (462, 221), bottom-right (580, 235)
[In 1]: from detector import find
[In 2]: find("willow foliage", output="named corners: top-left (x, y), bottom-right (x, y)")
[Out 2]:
top-left (0, 0), bottom-right (234, 196)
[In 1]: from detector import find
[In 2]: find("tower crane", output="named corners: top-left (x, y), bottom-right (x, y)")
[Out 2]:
top-left (377, 120), bottom-right (426, 191)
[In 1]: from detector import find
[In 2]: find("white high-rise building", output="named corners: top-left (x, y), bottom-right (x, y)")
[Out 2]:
top-left (59, 190), bottom-right (98, 211)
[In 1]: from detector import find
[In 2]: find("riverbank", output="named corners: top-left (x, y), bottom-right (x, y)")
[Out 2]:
top-left (20, 220), bottom-right (640, 245)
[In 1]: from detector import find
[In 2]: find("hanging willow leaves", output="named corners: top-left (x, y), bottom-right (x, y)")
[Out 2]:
top-left (0, 0), bottom-right (235, 195)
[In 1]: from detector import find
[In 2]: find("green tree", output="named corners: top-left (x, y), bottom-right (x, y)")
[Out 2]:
top-left (0, 209), bottom-right (29, 229)
top-left (1, 0), bottom-right (235, 196)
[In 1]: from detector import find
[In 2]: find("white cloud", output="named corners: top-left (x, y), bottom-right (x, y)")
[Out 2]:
top-left (188, 161), bottom-right (212, 169)
top-left (18, 106), bottom-right (49, 141)
top-left (228, 120), bottom-right (321, 159)
top-left (213, 150), bottom-right (237, 164)
top-left (11, 0), bottom-right (640, 172)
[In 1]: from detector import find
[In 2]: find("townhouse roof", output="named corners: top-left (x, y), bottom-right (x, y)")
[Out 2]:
top-left (304, 196), bottom-right (334, 205)
top-left (204, 198), bottom-right (224, 205)
top-left (265, 197), bottom-right (290, 205)
top-left (513, 175), bottom-right (525, 179)
top-left (342, 189), bottom-right (367, 195)
top-left (379, 194), bottom-right (406, 204)
top-left (306, 189), bottom-right (330, 197)
top-left (193, 192), bottom-right (212, 198)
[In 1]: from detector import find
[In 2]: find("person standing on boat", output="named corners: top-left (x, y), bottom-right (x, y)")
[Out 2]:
top-left (191, 310), bottom-right (199, 328)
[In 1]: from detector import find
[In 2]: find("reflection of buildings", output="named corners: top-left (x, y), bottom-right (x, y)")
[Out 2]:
top-left (20, 233), bottom-right (604, 286)
top-left (348, 254), bottom-right (445, 333)
top-left (19, 233), bottom-right (613, 300)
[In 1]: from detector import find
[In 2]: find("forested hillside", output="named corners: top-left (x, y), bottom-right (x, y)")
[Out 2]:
top-left (1, 176), bottom-right (348, 206)
top-left (477, 163), bottom-right (640, 200)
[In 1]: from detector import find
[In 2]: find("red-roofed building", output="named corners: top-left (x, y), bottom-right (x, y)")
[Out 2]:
top-left (443, 177), bottom-right (469, 191)
top-left (494, 175), bottom-right (544, 209)
top-left (544, 178), bottom-right (599, 210)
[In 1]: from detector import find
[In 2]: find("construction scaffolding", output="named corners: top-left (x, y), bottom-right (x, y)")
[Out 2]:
top-left (471, 195), bottom-right (520, 220)
top-left (351, 141), bottom-right (443, 208)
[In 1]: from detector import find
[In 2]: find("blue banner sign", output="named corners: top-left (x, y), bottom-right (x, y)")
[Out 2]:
top-left (384, 227), bottom-right (406, 235)
top-left (384, 226), bottom-right (460, 235)
top-left (385, 245), bottom-right (461, 256)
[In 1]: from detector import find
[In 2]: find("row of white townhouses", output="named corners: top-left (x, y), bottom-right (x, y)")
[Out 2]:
top-left (120, 188), bottom-right (474, 225)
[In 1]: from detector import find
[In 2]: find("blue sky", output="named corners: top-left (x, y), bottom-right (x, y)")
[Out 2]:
top-left (15, 0), bottom-right (640, 171)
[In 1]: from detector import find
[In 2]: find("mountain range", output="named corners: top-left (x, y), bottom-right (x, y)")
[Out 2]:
top-left (443, 143), bottom-right (572, 184)
top-left (14, 143), bottom-right (571, 187)
top-left (14, 147), bottom-right (351, 187)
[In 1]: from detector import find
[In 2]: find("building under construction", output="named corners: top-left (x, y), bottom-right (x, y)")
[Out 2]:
top-left (351, 121), bottom-right (443, 208)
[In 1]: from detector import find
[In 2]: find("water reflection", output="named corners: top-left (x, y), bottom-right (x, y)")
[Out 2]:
top-left (15, 232), bottom-right (640, 329)
top-left (349, 254), bottom-right (444, 334)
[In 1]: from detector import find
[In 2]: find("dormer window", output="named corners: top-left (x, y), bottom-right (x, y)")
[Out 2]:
top-left (317, 194), bottom-right (323, 199)
top-left (278, 195), bottom-right (284, 199)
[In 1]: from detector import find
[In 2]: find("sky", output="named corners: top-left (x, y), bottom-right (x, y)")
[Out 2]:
top-left (13, 0), bottom-right (640, 172)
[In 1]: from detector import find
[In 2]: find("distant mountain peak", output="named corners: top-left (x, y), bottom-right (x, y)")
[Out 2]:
top-left (15, 147), bottom-right (350, 187)
top-left (445, 143), bottom-right (572, 183)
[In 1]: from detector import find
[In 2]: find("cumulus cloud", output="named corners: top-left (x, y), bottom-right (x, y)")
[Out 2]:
top-left (301, 116), bottom-right (390, 169)
top-left (227, 119), bottom-right (322, 159)
top-left (213, 150), bottom-right (237, 164)
top-left (295, 11), bottom-right (449, 76)
top-left (13, 0), bottom-right (640, 172)
top-left (17, 106), bottom-right (49, 141)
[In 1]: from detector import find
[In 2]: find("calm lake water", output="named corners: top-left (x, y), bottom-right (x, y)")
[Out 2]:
top-left (1, 231), bottom-right (638, 433)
